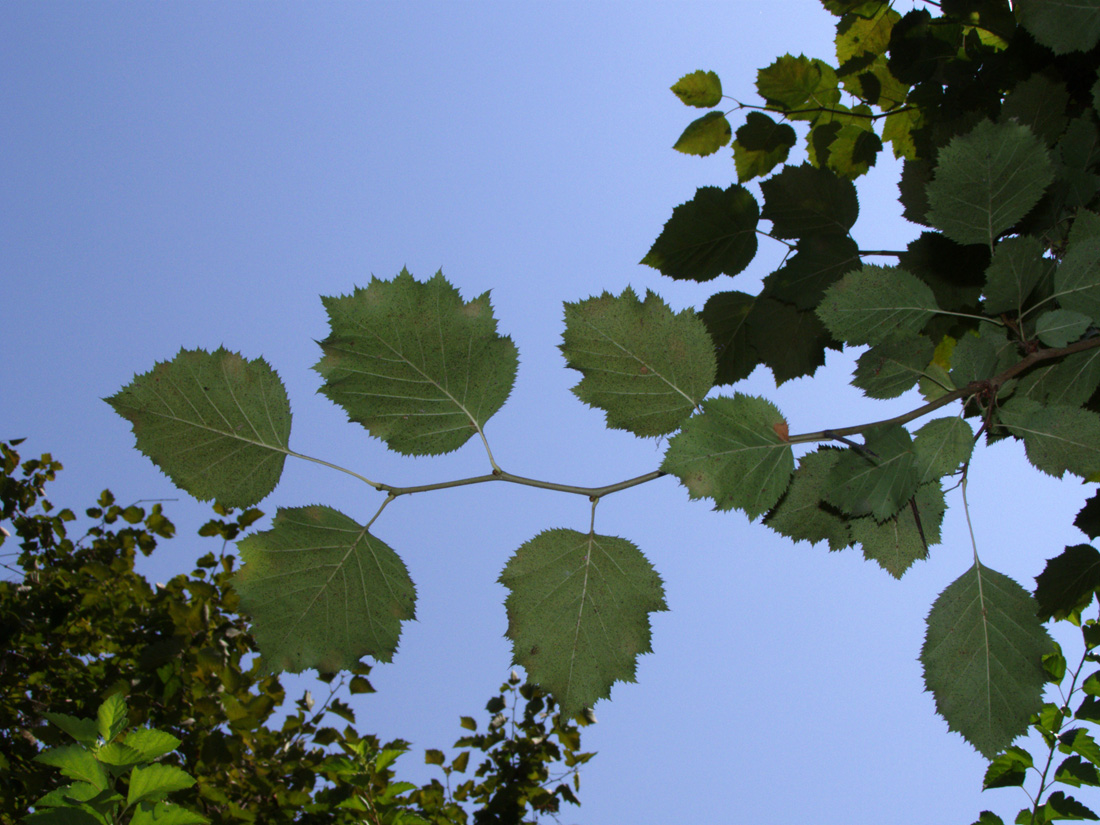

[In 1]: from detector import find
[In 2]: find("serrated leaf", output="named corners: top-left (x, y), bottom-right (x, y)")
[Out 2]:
top-left (983, 745), bottom-right (1034, 789)
top-left (1056, 755), bottom-right (1100, 788)
top-left (23, 808), bottom-right (102, 825)
top-left (971, 813), bottom-right (1006, 825)
top-left (825, 425), bottom-right (919, 521)
top-left (42, 712), bottom-right (99, 746)
top-left (96, 742), bottom-right (143, 767)
top-left (670, 70), bottom-right (722, 108)
top-left (744, 297), bottom-right (836, 384)
top-left (123, 728), bottom-right (182, 762)
top-left (1076, 493), bottom-right (1100, 540)
top-left (127, 764), bottom-right (195, 807)
top-left (852, 481), bottom-right (945, 577)
top-left (836, 4), bottom-right (900, 63)
top-left (1054, 237), bottom-right (1100, 324)
top-left (764, 447), bottom-right (852, 550)
top-left (314, 270), bottom-right (517, 456)
top-left (809, 118), bottom-right (883, 179)
top-left (816, 265), bottom-right (939, 346)
top-left (759, 163), bottom-right (859, 238)
top-left (641, 185), bottom-right (760, 281)
top-left (1063, 728), bottom-right (1100, 766)
top-left (1017, 348), bottom-right (1100, 408)
top-left (1036, 546), bottom-right (1100, 622)
top-left (983, 235), bottom-right (1053, 315)
top-left (34, 745), bottom-right (109, 790)
top-left (1041, 790), bottom-right (1100, 821)
top-left (732, 112), bottom-right (797, 183)
top-left (499, 529), bottom-right (667, 716)
top-left (756, 54), bottom-right (841, 116)
top-left (950, 323), bottom-right (1017, 387)
top-left (922, 563), bottom-right (1054, 758)
top-left (1036, 310), bottom-right (1092, 348)
top-left (234, 505), bottom-right (416, 672)
top-left (1017, 0), bottom-right (1100, 55)
top-left (130, 802), bottom-right (209, 825)
top-left (1000, 75), bottom-right (1070, 147)
top-left (762, 234), bottom-right (861, 310)
top-left (560, 287), bottom-right (715, 436)
top-left (926, 120), bottom-right (1055, 248)
top-left (661, 394), bottom-right (794, 518)
top-left (700, 290), bottom-right (761, 385)
top-left (999, 399), bottom-right (1100, 479)
top-left (912, 417), bottom-right (973, 484)
top-left (673, 111), bottom-right (732, 157)
top-left (96, 693), bottom-right (127, 743)
top-left (852, 332), bottom-right (934, 399)
top-left (106, 347), bottom-right (291, 509)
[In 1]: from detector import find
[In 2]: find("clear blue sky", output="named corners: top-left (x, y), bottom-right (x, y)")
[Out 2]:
top-left (2, 2), bottom-right (1090, 822)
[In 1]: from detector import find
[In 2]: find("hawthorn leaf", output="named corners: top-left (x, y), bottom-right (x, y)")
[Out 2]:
top-left (314, 269), bottom-right (517, 456)
top-left (824, 424), bottom-right (919, 521)
top-left (762, 234), bottom-right (861, 310)
top-left (1078, 493), bottom-right (1100, 540)
top-left (810, 118), bottom-right (883, 179)
top-left (123, 728), bottom-right (182, 763)
top-left (560, 287), bottom-right (715, 436)
top-left (999, 74), bottom-right (1070, 147)
top-left (41, 713), bottom-right (99, 747)
top-left (130, 803), bottom-right (208, 825)
top-left (912, 416), bottom-right (973, 484)
top-left (234, 505), bottom-right (416, 673)
top-left (641, 185), bottom-right (760, 281)
top-left (1033, 544), bottom-right (1100, 622)
top-left (756, 54), bottom-right (841, 117)
top-left (106, 347), bottom-right (292, 509)
top-left (732, 112), bottom-right (797, 183)
top-left (127, 764), bottom-right (196, 807)
top-left (700, 290), bottom-right (761, 385)
top-left (982, 235), bottom-right (1052, 315)
top-left (764, 447), bottom-right (852, 550)
top-left (759, 163), bottom-right (859, 238)
top-left (97, 693), bottom-right (128, 742)
top-left (925, 120), bottom-right (1054, 248)
top-left (949, 322), bottom-right (1017, 388)
top-left (499, 529), bottom-right (667, 716)
top-left (1055, 755), bottom-right (1100, 788)
top-left (1036, 310), bottom-right (1091, 348)
top-left (744, 298), bottom-right (835, 384)
top-left (835, 4), bottom-right (900, 64)
top-left (1054, 236), bottom-right (1100, 324)
top-left (998, 399), bottom-right (1100, 479)
top-left (922, 563), bottom-right (1054, 758)
top-left (982, 746), bottom-right (1033, 790)
top-left (673, 111), bottom-right (732, 157)
top-left (1016, 0), bottom-right (1100, 55)
top-left (34, 745), bottom-right (109, 790)
top-left (1042, 791), bottom-right (1100, 821)
top-left (661, 394), bottom-right (794, 518)
top-left (852, 332), bottom-right (933, 399)
top-left (852, 481), bottom-right (945, 578)
top-left (816, 265), bottom-right (939, 346)
top-left (670, 70), bottom-right (723, 108)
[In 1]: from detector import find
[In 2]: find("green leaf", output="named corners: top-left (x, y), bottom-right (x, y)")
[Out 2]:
top-left (982, 235), bottom-right (1053, 315)
top-left (926, 120), bottom-right (1055, 248)
top-left (560, 287), bottom-right (715, 436)
top-left (852, 481), bottom-right (945, 578)
top-left (824, 425), bottom-right (919, 521)
top-left (661, 394), bottom-right (794, 518)
top-left (123, 728), bottom-right (182, 763)
top-left (949, 323), bottom-right (1017, 388)
top-left (670, 70), bottom-right (722, 108)
top-left (127, 764), bottom-right (195, 807)
top-left (762, 234), bottom-right (861, 311)
top-left (699, 290), bottom-right (761, 385)
top-left (763, 447), bottom-right (852, 550)
top-left (23, 808), bottom-right (103, 825)
top-left (1077, 494), bottom-right (1100, 540)
top-left (1000, 75), bottom-right (1070, 147)
top-left (983, 745), bottom-right (1034, 789)
top-left (1054, 237), bottom-right (1100, 324)
top-left (756, 54), bottom-right (841, 116)
top-left (34, 745), bottom-right (109, 790)
top-left (732, 112), bottom-right (797, 183)
top-left (95, 742), bottom-right (143, 767)
top-left (912, 416), bottom-right (973, 484)
top-left (759, 163), bottom-right (859, 238)
top-left (130, 802), bottom-right (209, 825)
top-left (1062, 728), bottom-right (1100, 766)
top-left (1036, 310), bottom-right (1092, 348)
top-left (499, 529), bottom-right (667, 716)
top-left (1017, 0), bottom-right (1100, 55)
top-left (96, 693), bottom-right (127, 743)
top-left (641, 185), bottom-right (760, 281)
top-left (1056, 755), bottom-right (1100, 788)
top-left (314, 269), bottom-right (518, 456)
top-left (744, 298), bottom-right (836, 384)
top-left (1017, 347), bottom-right (1100, 408)
top-left (971, 813), bottom-right (1006, 825)
top-left (852, 332), bottom-right (934, 399)
top-left (673, 111), bottom-right (732, 157)
top-left (809, 118), bottom-right (883, 179)
top-left (1041, 790), bottom-right (1100, 821)
top-left (922, 563), bottom-right (1054, 758)
top-left (235, 505), bottom-right (416, 672)
top-left (836, 4), bottom-right (900, 64)
top-left (998, 399), bottom-right (1100, 479)
top-left (42, 712), bottom-right (100, 746)
top-left (106, 347), bottom-right (292, 509)
top-left (816, 265), bottom-right (939, 346)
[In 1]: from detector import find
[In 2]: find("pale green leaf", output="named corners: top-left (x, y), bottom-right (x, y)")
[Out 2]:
top-left (235, 505), bottom-right (416, 672)
top-left (95, 742), bottom-right (143, 767)
top-left (756, 54), bottom-right (841, 117)
top-left (1036, 310), bottom-right (1092, 347)
top-left (824, 424), bottom-right (919, 521)
top-left (314, 269), bottom-right (517, 456)
top-left (816, 265), bottom-right (939, 346)
top-left (130, 802), bottom-right (209, 825)
top-left (42, 712), bottom-right (99, 746)
top-left (106, 347), bottom-right (292, 509)
top-left (670, 70), bottom-right (722, 108)
top-left (764, 447), bottom-right (852, 550)
top-left (1017, 0), bottom-right (1100, 55)
top-left (96, 693), bottom-right (127, 743)
top-left (922, 563), bottom-right (1054, 758)
top-left (1054, 237), bottom-right (1100, 324)
top-left (34, 745), bottom-right (109, 790)
top-left (912, 417), bottom-right (973, 484)
top-left (852, 332), bottom-right (934, 398)
top-left (123, 728), bottom-right (182, 763)
top-left (982, 235), bottom-right (1052, 315)
top-left (835, 4), bottom-right (899, 64)
top-left (499, 529), bottom-right (667, 716)
top-left (673, 111), bottom-right (732, 157)
top-left (127, 764), bottom-right (196, 807)
top-left (926, 120), bottom-right (1055, 248)
top-left (852, 481), bottom-right (945, 578)
top-left (661, 394), bottom-right (794, 518)
top-left (998, 399), bottom-right (1100, 479)
top-left (560, 287), bottom-right (715, 436)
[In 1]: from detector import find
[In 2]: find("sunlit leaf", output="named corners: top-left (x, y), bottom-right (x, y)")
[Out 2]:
top-left (673, 111), bottom-right (732, 157)
top-left (670, 70), bottom-right (723, 107)
top-left (34, 745), bottom-right (109, 790)
top-left (756, 54), bottom-right (841, 117)
top-left (127, 764), bottom-right (196, 807)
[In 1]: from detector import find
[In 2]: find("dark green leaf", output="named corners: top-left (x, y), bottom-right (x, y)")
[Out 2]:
top-left (670, 70), bottom-right (723, 107)
top-left (816, 265), bottom-right (939, 346)
top-left (971, 813), bottom-right (1006, 825)
top-left (852, 332), bottom-right (934, 399)
top-left (673, 111), bottom-right (732, 157)
top-left (1017, 0), bottom-right (1100, 55)
top-left (912, 416), bottom-right (973, 483)
top-left (1018, 348), bottom-right (1100, 408)
top-left (744, 298), bottom-right (835, 384)
top-left (762, 234), bottom-right (861, 311)
top-left (1036, 310), bottom-right (1092, 347)
top-left (1055, 755), bottom-right (1100, 788)
top-left (759, 163), bottom-right (859, 238)
top-left (732, 112), bottom-right (797, 182)
top-left (825, 425), bottom-right (919, 521)
top-left (853, 481), bottom-right (945, 577)
top-left (983, 235), bottom-right (1053, 315)
top-left (764, 447), bottom-right (853, 550)
top-left (998, 399), bottom-right (1100, 479)
top-left (700, 291), bottom-right (761, 385)
top-left (1041, 790), bottom-right (1100, 821)
top-left (950, 323), bottom-right (1017, 387)
top-left (1055, 237), bottom-right (1100, 324)
top-left (1000, 75), bottom-right (1070, 147)
top-left (1076, 493), bottom-right (1100, 540)
top-left (982, 745), bottom-right (1033, 789)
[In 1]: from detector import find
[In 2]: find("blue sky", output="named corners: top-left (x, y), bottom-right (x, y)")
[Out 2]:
top-left (2, 2), bottom-right (1091, 822)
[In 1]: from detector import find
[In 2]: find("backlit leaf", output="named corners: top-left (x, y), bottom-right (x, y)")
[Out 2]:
top-left (127, 764), bottom-right (196, 806)
top-left (641, 185), bottom-right (760, 281)
top-left (670, 70), bottom-right (723, 108)
top-left (673, 111), bottom-right (732, 157)
top-left (756, 54), bottom-right (841, 117)
top-left (759, 163), bottom-right (859, 238)
top-left (661, 394), bottom-right (794, 518)
top-left (1016, 0), bottom-right (1100, 55)
top-left (922, 563), bottom-right (1054, 758)
top-left (500, 529), bottom-right (667, 715)
top-left (998, 399), bottom-right (1100, 479)
top-left (732, 112), bottom-right (797, 182)
top-left (926, 120), bottom-right (1054, 248)
top-left (106, 347), bottom-right (292, 509)
top-left (1034, 544), bottom-right (1100, 622)
top-left (123, 728), bottom-right (182, 763)
top-left (761, 234), bottom-right (861, 310)
top-left (560, 287), bottom-right (715, 436)
top-left (41, 712), bottom-right (99, 746)
top-left (235, 505), bottom-right (416, 672)
top-left (816, 266), bottom-right (939, 346)
top-left (982, 235), bottom-right (1053, 315)
top-left (34, 745), bottom-right (109, 790)
top-left (97, 693), bottom-right (128, 742)
top-left (824, 424), bottom-right (918, 521)
top-left (836, 4), bottom-right (900, 64)
top-left (700, 290), bottom-right (761, 385)
top-left (853, 481), bottom-right (944, 578)
top-left (314, 269), bottom-right (518, 456)
top-left (983, 746), bottom-right (1033, 789)
top-left (764, 447), bottom-right (852, 550)
top-left (852, 332), bottom-right (934, 399)
top-left (744, 298), bottom-right (836, 384)
top-left (1036, 310), bottom-right (1091, 348)
top-left (912, 416), bottom-right (973, 484)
